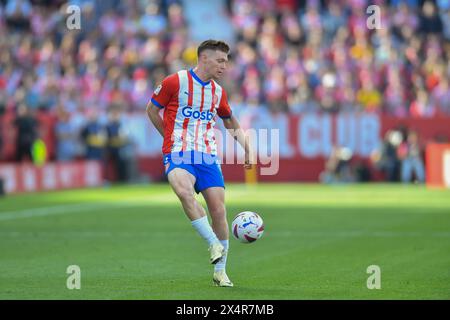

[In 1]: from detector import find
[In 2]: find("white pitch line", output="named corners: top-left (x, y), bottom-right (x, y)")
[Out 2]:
top-left (0, 201), bottom-right (146, 222)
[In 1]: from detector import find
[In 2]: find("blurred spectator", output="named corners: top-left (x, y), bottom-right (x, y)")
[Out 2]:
top-left (5, 0), bottom-right (32, 30)
top-left (106, 107), bottom-right (131, 182)
top-left (397, 130), bottom-right (426, 183)
top-left (31, 135), bottom-right (47, 166)
top-left (139, 2), bottom-right (167, 36)
top-left (353, 160), bottom-right (372, 182)
top-left (440, 4), bottom-right (450, 39)
top-left (322, 2), bottom-right (346, 40)
top-left (14, 104), bottom-right (37, 162)
top-left (419, 1), bottom-right (443, 34)
top-left (0, 177), bottom-right (4, 195)
top-left (356, 79), bottom-right (382, 112)
top-left (0, 94), bottom-right (3, 159)
top-left (0, 119), bottom-right (2, 160)
top-left (320, 146), bottom-right (355, 184)
top-left (432, 78), bottom-right (450, 115)
top-left (80, 109), bottom-right (106, 161)
top-left (371, 130), bottom-right (403, 182)
top-left (383, 68), bottom-right (408, 117)
top-left (55, 108), bottom-right (78, 161)
top-left (410, 90), bottom-right (436, 117)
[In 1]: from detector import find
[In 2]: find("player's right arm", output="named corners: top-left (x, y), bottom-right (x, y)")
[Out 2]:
top-left (146, 103), bottom-right (164, 138)
top-left (146, 74), bottom-right (178, 138)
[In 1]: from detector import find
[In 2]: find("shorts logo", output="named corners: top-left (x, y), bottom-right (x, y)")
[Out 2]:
top-left (182, 107), bottom-right (214, 121)
top-left (154, 84), bottom-right (162, 95)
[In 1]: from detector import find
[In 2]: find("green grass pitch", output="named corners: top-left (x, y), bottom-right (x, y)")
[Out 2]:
top-left (0, 183), bottom-right (449, 299)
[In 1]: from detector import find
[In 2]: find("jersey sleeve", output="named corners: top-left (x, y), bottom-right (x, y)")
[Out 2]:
top-left (150, 74), bottom-right (178, 109)
top-left (217, 89), bottom-right (232, 119)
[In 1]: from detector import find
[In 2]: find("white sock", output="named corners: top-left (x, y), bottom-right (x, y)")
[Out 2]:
top-left (214, 240), bottom-right (229, 272)
top-left (191, 216), bottom-right (220, 246)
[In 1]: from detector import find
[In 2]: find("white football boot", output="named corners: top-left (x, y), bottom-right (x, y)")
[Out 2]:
top-left (208, 242), bottom-right (225, 264)
top-left (213, 270), bottom-right (234, 287)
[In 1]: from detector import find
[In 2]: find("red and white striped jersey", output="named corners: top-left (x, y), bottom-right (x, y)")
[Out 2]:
top-left (150, 69), bottom-right (232, 155)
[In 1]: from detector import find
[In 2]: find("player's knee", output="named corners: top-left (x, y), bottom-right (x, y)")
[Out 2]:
top-left (209, 205), bottom-right (226, 220)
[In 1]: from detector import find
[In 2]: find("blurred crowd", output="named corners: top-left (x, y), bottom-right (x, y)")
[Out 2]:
top-left (0, 0), bottom-right (449, 117)
top-left (229, 0), bottom-right (450, 116)
top-left (371, 127), bottom-right (429, 183)
top-left (320, 127), bottom-right (428, 183)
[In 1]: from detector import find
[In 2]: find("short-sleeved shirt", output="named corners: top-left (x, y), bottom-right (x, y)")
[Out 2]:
top-left (150, 69), bottom-right (232, 155)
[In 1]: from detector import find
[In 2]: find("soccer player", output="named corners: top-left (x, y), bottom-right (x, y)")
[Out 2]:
top-left (146, 40), bottom-right (253, 287)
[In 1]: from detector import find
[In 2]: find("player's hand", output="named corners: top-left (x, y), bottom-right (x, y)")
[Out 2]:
top-left (244, 151), bottom-right (256, 170)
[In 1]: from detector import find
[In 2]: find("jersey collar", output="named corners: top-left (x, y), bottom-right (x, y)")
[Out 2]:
top-left (189, 68), bottom-right (211, 87)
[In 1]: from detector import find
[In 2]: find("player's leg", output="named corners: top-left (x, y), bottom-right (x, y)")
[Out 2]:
top-left (195, 154), bottom-right (228, 240)
top-left (167, 167), bottom-right (205, 221)
top-left (193, 154), bottom-right (232, 285)
top-left (167, 168), bottom-right (224, 263)
top-left (202, 187), bottom-right (228, 240)
top-left (202, 187), bottom-right (233, 287)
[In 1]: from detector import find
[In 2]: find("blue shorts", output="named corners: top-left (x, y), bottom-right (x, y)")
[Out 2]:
top-left (163, 151), bottom-right (225, 194)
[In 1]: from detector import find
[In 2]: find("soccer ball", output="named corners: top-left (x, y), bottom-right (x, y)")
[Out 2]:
top-left (231, 211), bottom-right (264, 243)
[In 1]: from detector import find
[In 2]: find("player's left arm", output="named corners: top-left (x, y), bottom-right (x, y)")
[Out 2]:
top-left (218, 89), bottom-right (254, 169)
top-left (222, 115), bottom-right (254, 169)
